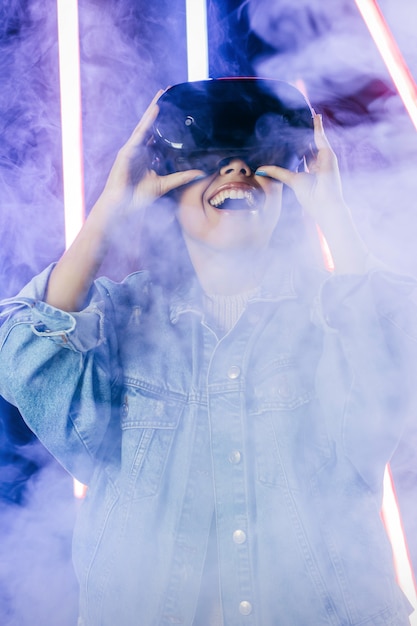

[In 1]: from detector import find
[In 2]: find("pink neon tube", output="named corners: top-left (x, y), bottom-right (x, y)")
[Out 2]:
top-left (57, 0), bottom-right (85, 250)
top-left (355, 0), bottom-right (417, 131)
top-left (57, 0), bottom-right (87, 500)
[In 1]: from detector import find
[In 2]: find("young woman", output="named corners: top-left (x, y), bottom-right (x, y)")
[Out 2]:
top-left (0, 78), bottom-right (415, 625)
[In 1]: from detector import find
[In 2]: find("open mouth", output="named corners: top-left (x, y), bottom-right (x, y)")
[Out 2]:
top-left (208, 184), bottom-right (262, 211)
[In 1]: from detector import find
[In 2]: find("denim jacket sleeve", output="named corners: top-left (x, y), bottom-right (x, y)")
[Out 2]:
top-left (0, 264), bottom-right (119, 484)
top-left (315, 269), bottom-right (417, 491)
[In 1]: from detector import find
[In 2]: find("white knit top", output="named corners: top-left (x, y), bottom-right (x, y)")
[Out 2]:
top-left (203, 287), bottom-right (258, 335)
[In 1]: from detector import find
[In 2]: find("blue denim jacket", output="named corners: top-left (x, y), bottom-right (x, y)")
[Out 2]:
top-left (0, 262), bottom-right (415, 625)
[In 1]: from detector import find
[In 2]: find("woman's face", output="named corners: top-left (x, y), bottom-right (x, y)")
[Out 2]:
top-left (176, 157), bottom-right (283, 254)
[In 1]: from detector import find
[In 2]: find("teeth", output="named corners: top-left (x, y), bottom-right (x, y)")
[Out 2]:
top-left (209, 188), bottom-right (255, 208)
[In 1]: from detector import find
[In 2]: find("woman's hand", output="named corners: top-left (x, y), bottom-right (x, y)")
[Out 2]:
top-left (46, 90), bottom-right (204, 312)
top-left (255, 113), bottom-right (346, 227)
top-left (256, 113), bottom-right (370, 274)
top-left (99, 90), bottom-right (204, 216)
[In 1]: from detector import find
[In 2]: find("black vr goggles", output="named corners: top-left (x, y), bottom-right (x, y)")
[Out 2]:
top-left (149, 78), bottom-right (314, 176)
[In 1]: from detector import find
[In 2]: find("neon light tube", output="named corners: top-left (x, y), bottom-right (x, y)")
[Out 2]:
top-left (57, 0), bottom-right (85, 249)
top-left (57, 0), bottom-right (87, 500)
top-left (185, 0), bottom-right (209, 81)
top-left (382, 466), bottom-right (417, 608)
top-left (355, 0), bottom-right (417, 131)
top-left (316, 226), bottom-right (335, 272)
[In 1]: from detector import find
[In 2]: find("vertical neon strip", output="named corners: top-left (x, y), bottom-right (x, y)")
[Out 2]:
top-left (185, 0), bottom-right (209, 81)
top-left (57, 0), bottom-right (87, 500)
top-left (382, 467), bottom-right (417, 609)
top-left (354, 0), bottom-right (417, 131)
top-left (57, 0), bottom-right (85, 249)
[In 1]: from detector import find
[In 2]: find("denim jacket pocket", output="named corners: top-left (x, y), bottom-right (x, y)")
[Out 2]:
top-left (120, 383), bottom-right (183, 500)
top-left (248, 357), bottom-right (331, 491)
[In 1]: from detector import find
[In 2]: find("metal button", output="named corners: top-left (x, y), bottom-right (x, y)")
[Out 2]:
top-left (239, 601), bottom-right (252, 616)
top-left (233, 529), bottom-right (247, 544)
top-left (227, 365), bottom-right (241, 380)
top-left (228, 450), bottom-right (241, 464)
top-left (277, 374), bottom-right (293, 398)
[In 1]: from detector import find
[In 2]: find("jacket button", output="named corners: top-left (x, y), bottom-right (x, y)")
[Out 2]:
top-left (227, 365), bottom-right (241, 380)
top-left (233, 529), bottom-right (247, 544)
top-left (277, 374), bottom-right (293, 398)
top-left (228, 450), bottom-right (241, 464)
top-left (239, 601), bottom-right (252, 616)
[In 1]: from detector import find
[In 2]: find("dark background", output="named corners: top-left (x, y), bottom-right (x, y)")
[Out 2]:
top-left (1, 1), bottom-right (417, 623)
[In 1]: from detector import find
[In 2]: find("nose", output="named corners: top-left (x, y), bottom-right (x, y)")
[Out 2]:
top-left (219, 157), bottom-right (252, 177)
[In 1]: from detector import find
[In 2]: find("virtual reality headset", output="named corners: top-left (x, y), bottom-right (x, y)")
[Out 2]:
top-left (149, 78), bottom-right (314, 176)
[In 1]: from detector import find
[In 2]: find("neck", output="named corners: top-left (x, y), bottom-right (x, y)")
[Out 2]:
top-left (185, 238), bottom-right (269, 295)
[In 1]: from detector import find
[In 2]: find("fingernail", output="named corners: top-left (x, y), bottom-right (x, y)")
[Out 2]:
top-left (255, 170), bottom-right (268, 177)
top-left (192, 174), bottom-right (206, 181)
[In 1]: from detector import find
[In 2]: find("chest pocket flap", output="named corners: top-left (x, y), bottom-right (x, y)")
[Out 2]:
top-left (120, 384), bottom-right (184, 499)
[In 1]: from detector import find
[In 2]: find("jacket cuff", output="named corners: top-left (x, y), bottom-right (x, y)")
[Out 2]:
top-left (0, 264), bottom-right (104, 353)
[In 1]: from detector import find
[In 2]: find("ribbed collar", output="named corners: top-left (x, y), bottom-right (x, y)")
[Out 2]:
top-left (168, 251), bottom-right (300, 325)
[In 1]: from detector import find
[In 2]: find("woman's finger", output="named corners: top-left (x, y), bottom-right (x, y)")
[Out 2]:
top-left (107, 91), bottom-right (165, 189)
top-left (312, 113), bottom-right (331, 151)
top-left (158, 169), bottom-right (206, 196)
top-left (125, 89), bottom-right (164, 151)
top-left (255, 165), bottom-right (295, 187)
top-left (312, 113), bottom-right (338, 165)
